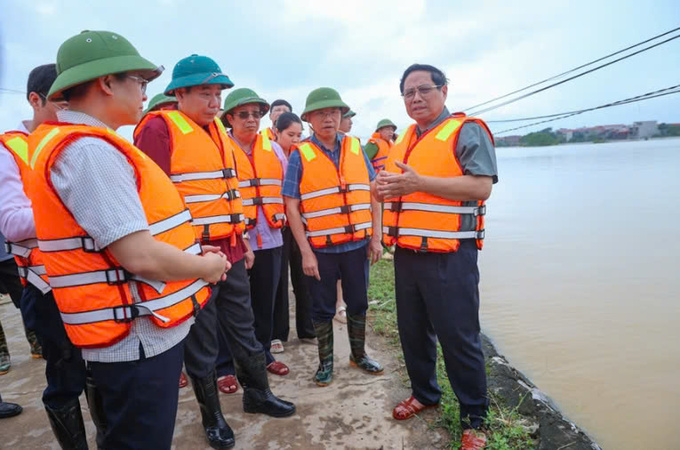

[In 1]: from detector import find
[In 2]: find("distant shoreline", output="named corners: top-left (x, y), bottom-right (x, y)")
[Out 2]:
top-left (497, 135), bottom-right (680, 149)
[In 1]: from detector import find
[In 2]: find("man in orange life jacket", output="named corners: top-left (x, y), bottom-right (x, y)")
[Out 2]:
top-left (134, 55), bottom-right (295, 450)
top-left (376, 64), bottom-right (498, 450)
top-left (25, 31), bottom-right (229, 449)
top-left (283, 87), bottom-right (384, 387)
top-left (0, 64), bottom-right (91, 449)
top-left (364, 118), bottom-right (397, 172)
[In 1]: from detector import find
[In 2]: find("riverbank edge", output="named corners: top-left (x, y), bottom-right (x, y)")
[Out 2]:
top-left (366, 258), bottom-right (601, 449)
top-left (480, 333), bottom-right (601, 450)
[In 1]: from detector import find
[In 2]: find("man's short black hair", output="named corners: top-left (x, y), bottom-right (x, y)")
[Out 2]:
top-left (26, 64), bottom-right (58, 102)
top-left (399, 64), bottom-right (448, 94)
top-left (270, 99), bottom-right (292, 112)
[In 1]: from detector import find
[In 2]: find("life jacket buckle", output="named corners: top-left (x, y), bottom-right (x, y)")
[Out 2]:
top-left (339, 205), bottom-right (350, 214)
top-left (473, 205), bottom-right (486, 217)
top-left (252, 197), bottom-right (264, 206)
top-left (385, 226), bottom-right (399, 237)
top-left (80, 236), bottom-right (99, 253)
top-left (476, 229), bottom-right (486, 240)
top-left (222, 168), bottom-right (236, 179)
top-left (250, 178), bottom-right (261, 187)
top-left (344, 224), bottom-right (356, 233)
top-left (3, 242), bottom-right (11, 253)
top-left (112, 305), bottom-right (138, 323)
top-left (105, 268), bottom-right (128, 285)
top-left (338, 183), bottom-right (348, 194)
top-left (389, 202), bottom-right (402, 213)
top-left (229, 213), bottom-right (242, 223)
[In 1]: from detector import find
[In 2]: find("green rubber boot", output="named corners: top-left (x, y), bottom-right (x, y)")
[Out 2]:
top-left (0, 320), bottom-right (10, 375)
top-left (312, 321), bottom-right (334, 386)
top-left (347, 313), bottom-right (384, 375)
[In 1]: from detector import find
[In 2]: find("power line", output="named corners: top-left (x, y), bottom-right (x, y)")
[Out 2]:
top-left (493, 84), bottom-right (680, 135)
top-left (463, 26), bottom-right (680, 113)
top-left (465, 30), bottom-right (680, 116)
top-left (487, 84), bottom-right (680, 123)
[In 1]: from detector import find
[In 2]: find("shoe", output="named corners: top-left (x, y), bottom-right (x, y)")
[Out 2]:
top-left (333, 305), bottom-right (347, 324)
top-left (238, 352), bottom-right (296, 418)
top-left (349, 354), bottom-right (383, 375)
top-left (312, 321), bottom-right (334, 387)
top-left (461, 429), bottom-right (487, 450)
top-left (0, 401), bottom-right (22, 419)
top-left (270, 339), bottom-right (284, 354)
top-left (392, 396), bottom-right (439, 420)
top-left (266, 361), bottom-right (289, 376)
top-left (0, 353), bottom-right (10, 375)
top-left (217, 375), bottom-right (239, 394)
top-left (190, 372), bottom-right (236, 449)
top-left (179, 372), bottom-right (188, 388)
top-left (346, 313), bottom-right (383, 375)
top-left (45, 399), bottom-right (88, 449)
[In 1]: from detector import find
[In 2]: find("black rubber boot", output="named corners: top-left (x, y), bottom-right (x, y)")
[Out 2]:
top-left (347, 313), bottom-right (383, 375)
top-left (44, 399), bottom-right (88, 450)
top-left (190, 372), bottom-right (235, 449)
top-left (312, 321), bottom-right (334, 386)
top-left (237, 352), bottom-right (296, 417)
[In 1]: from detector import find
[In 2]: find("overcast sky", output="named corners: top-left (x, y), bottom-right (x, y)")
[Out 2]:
top-left (1, 0), bottom-right (679, 140)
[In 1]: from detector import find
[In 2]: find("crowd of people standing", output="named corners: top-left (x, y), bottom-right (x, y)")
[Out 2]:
top-left (0, 29), bottom-right (497, 450)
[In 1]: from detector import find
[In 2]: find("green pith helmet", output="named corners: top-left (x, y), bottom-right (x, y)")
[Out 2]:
top-left (221, 88), bottom-right (270, 119)
top-left (375, 118), bottom-right (397, 132)
top-left (164, 54), bottom-right (234, 95)
top-left (343, 110), bottom-right (356, 119)
top-left (48, 30), bottom-right (162, 101)
top-left (143, 93), bottom-right (177, 115)
top-left (301, 87), bottom-right (350, 121)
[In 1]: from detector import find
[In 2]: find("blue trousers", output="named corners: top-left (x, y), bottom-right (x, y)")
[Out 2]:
top-left (86, 342), bottom-right (184, 449)
top-left (20, 285), bottom-right (86, 409)
top-left (394, 240), bottom-right (488, 429)
top-left (307, 245), bottom-right (369, 323)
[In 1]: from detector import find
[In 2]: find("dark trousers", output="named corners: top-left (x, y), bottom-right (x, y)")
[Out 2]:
top-left (273, 227), bottom-right (315, 341)
top-left (185, 259), bottom-right (263, 379)
top-left (20, 285), bottom-right (86, 409)
top-left (87, 342), bottom-right (184, 449)
top-left (307, 245), bottom-right (369, 323)
top-left (394, 241), bottom-right (488, 429)
top-left (0, 258), bottom-right (23, 307)
top-left (249, 246), bottom-right (282, 365)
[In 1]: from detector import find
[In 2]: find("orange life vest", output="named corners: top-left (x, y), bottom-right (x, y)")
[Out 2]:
top-left (382, 114), bottom-right (492, 253)
top-left (295, 135), bottom-right (373, 248)
top-left (367, 133), bottom-right (391, 171)
top-left (135, 110), bottom-right (245, 244)
top-left (229, 132), bottom-right (286, 230)
top-left (0, 131), bottom-right (51, 294)
top-left (25, 123), bottom-right (211, 348)
top-left (262, 127), bottom-right (275, 141)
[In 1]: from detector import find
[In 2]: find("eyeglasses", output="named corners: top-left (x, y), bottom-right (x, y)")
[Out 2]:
top-left (127, 75), bottom-right (149, 94)
top-left (234, 111), bottom-right (264, 120)
top-left (402, 84), bottom-right (443, 100)
top-left (311, 109), bottom-right (340, 118)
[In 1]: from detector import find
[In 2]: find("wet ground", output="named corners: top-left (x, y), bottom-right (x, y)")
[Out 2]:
top-left (0, 294), bottom-right (449, 449)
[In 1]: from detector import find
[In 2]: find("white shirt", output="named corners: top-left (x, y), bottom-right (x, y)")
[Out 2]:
top-left (0, 121), bottom-right (37, 242)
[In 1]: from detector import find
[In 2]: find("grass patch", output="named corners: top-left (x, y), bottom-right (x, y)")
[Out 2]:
top-left (367, 259), bottom-right (535, 449)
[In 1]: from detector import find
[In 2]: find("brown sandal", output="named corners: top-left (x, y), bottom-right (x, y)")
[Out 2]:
top-left (266, 361), bottom-right (290, 376)
top-left (392, 396), bottom-right (438, 420)
top-left (217, 375), bottom-right (239, 394)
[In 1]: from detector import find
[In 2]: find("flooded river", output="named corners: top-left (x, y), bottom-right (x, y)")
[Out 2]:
top-left (480, 138), bottom-right (680, 449)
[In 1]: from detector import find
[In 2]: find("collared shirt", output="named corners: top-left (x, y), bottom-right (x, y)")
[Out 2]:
top-left (282, 133), bottom-right (376, 254)
top-left (415, 107), bottom-right (499, 231)
top-left (229, 131), bottom-right (287, 251)
top-left (51, 110), bottom-right (193, 363)
top-left (0, 121), bottom-right (36, 243)
top-left (134, 113), bottom-right (246, 263)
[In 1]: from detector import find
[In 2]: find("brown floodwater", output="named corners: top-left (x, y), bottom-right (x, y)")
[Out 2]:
top-left (479, 138), bottom-right (680, 449)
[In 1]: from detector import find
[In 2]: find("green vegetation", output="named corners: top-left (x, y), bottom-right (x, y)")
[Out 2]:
top-left (658, 123), bottom-right (680, 137)
top-left (367, 260), bottom-right (535, 449)
top-left (519, 128), bottom-right (565, 147)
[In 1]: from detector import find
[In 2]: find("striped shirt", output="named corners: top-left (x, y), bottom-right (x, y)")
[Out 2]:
top-left (51, 110), bottom-right (193, 363)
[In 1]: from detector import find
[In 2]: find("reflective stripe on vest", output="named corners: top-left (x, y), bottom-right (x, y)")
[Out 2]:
top-left (184, 189), bottom-right (240, 204)
top-left (4, 238), bottom-right (38, 258)
top-left (300, 183), bottom-right (370, 201)
top-left (241, 197), bottom-right (283, 206)
top-left (307, 221), bottom-right (372, 238)
top-left (60, 278), bottom-right (208, 326)
top-left (16, 265), bottom-right (51, 294)
top-left (383, 226), bottom-right (484, 241)
top-left (302, 203), bottom-right (371, 220)
top-left (4, 136), bottom-right (29, 164)
top-left (238, 178), bottom-right (281, 188)
top-left (192, 214), bottom-right (245, 226)
top-left (384, 202), bottom-right (486, 216)
top-left (169, 168), bottom-right (236, 183)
